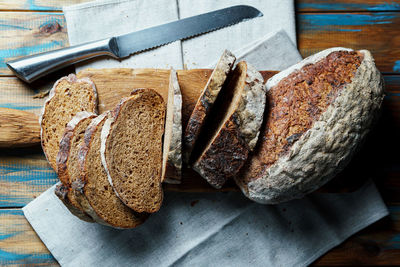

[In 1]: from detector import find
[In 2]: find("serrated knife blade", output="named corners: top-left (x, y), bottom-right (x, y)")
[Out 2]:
top-left (7, 5), bottom-right (262, 83)
top-left (116, 5), bottom-right (262, 57)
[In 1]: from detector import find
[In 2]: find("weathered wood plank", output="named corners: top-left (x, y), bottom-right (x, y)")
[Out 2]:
top-left (298, 12), bottom-right (400, 73)
top-left (0, 209), bottom-right (57, 266)
top-left (0, 12), bottom-right (67, 75)
top-left (0, 0), bottom-right (88, 11)
top-left (0, 1), bottom-right (399, 12)
top-left (0, 206), bottom-right (397, 266)
top-left (314, 206), bottom-right (400, 266)
top-left (0, 77), bottom-right (48, 116)
top-left (0, 156), bottom-right (58, 207)
top-left (297, 0), bottom-right (400, 12)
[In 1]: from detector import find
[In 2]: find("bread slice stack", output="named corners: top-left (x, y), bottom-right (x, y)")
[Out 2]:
top-left (184, 54), bottom-right (266, 189)
top-left (73, 112), bottom-right (148, 228)
top-left (41, 76), bottom-right (166, 228)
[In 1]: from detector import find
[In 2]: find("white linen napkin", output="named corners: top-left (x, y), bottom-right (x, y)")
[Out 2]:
top-left (23, 1), bottom-right (389, 266)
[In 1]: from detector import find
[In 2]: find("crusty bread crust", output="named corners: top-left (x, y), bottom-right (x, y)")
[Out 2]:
top-left (193, 62), bottom-right (266, 189)
top-left (54, 182), bottom-right (94, 222)
top-left (57, 111), bottom-right (97, 185)
top-left (56, 111), bottom-right (97, 221)
top-left (184, 50), bottom-right (236, 163)
top-left (72, 112), bottom-right (148, 228)
top-left (235, 48), bottom-right (385, 204)
top-left (162, 69), bottom-right (183, 184)
top-left (40, 74), bottom-right (98, 170)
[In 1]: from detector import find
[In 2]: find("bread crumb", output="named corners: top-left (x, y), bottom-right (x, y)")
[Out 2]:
top-left (33, 90), bottom-right (49, 98)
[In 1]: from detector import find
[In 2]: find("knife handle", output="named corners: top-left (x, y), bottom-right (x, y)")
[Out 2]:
top-left (7, 37), bottom-right (119, 83)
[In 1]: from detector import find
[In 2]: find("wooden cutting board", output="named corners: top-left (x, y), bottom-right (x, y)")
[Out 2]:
top-left (76, 68), bottom-right (278, 192)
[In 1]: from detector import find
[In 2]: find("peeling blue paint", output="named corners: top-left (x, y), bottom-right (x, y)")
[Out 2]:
top-left (336, 29), bottom-right (362, 32)
top-left (0, 103), bottom-right (41, 111)
top-left (300, 13), bottom-right (396, 32)
top-left (0, 209), bottom-right (23, 216)
top-left (0, 248), bottom-right (54, 263)
top-left (384, 234), bottom-right (400, 250)
top-left (393, 60), bottom-right (400, 72)
top-left (0, 40), bottom-right (66, 71)
top-left (25, 0), bottom-right (57, 11)
top-left (299, 2), bottom-right (400, 11)
top-left (0, 232), bottom-right (20, 241)
top-left (0, 24), bottom-right (31, 31)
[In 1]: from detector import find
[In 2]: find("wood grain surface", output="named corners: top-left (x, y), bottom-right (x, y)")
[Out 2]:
top-left (0, 108), bottom-right (40, 147)
top-left (0, 12), bottom-right (67, 75)
top-left (0, 0), bottom-right (398, 266)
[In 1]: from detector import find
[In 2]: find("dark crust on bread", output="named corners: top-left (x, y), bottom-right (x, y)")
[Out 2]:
top-left (183, 50), bottom-right (236, 163)
top-left (241, 51), bottom-right (364, 184)
top-left (57, 130), bottom-right (74, 185)
top-left (193, 119), bottom-right (248, 188)
top-left (193, 62), bottom-right (265, 189)
top-left (54, 183), bottom-right (94, 222)
top-left (56, 113), bottom-right (96, 221)
top-left (74, 113), bottom-right (148, 228)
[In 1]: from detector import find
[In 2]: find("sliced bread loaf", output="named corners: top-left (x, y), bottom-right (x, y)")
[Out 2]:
top-left (101, 89), bottom-right (165, 213)
top-left (235, 48), bottom-right (385, 204)
top-left (161, 69), bottom-right (183, 184)
top-left (56, 111), bottom-right (97, 220)
top-left (72, 112), bottom-right (148, 228)
top-left (184, 50), bottom-right (235, 163)
top-left (192, 62), bottom-right (266, 188)
top-left (55, 182), bottom-right (93, 222)
top-left (40, 74), bottom-right (98, 170)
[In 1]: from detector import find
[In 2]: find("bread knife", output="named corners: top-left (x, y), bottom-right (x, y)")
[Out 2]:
top-left (7, 5), bottom-right (262, 83)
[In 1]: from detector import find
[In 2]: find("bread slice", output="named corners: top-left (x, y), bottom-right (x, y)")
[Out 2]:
top-left (161, 69), bottom-right (183, 184)
top-left (101, 89), bottom-right (165, 213)
top-left (235, 48), bottom-right (385, 204)
top-left (183, 50), bottom-right (236, 163)
top-left (55, 182), bottom-right (93, 222)
top-left (192, 62), bottom-right (266, 189)
top-left (72, 112), bottom-right (148, 228)
top-left (40, 74), bottom-right (98, 170)
top-left (56, 111), bottom-right (97, 220)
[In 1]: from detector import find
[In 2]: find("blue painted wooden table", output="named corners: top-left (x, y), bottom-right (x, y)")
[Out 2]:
top-left (0, 0), bottom-right (399, 265)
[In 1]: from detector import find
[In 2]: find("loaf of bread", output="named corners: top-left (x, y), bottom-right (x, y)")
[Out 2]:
top-left (184, 50), bottom-right (236, 163)
top-left (161, 69), bottom-right (183, 184)
top-left (235, 48), bottom-right (384, 204)
top-left (40, 74), bottom-right (98, 170)
top-left (101, 89), bottom-right (165, 213)
top-left (72, 112), bottom-right (148, 228)
top-left (192, 62), bottom-right (266, 189)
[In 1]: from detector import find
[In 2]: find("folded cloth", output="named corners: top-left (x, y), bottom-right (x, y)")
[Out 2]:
top-left (23, 0), bottom-right (389, 266)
